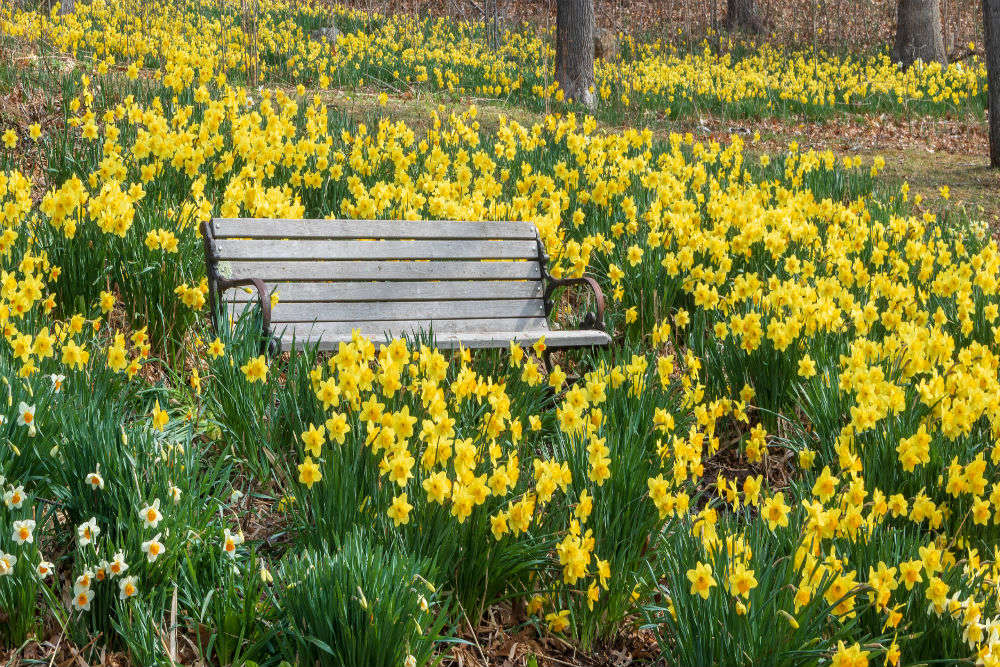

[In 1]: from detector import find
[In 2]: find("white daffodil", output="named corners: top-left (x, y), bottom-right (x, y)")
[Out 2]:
top-left (4, 485), bottom-right (25, 509)
top-left (119, 575), bottom-right (139, 600)
top-left (108, 551), bottom-right (129, 578)
top-left (17, 401), bottom-right (35, 427)
top-left (12, 519), bottom-right (35, 544)
top-left (139, 498), bottom-right (163, 528)
top-left (36, 560), bottom-right (54, 579)
top-left (0, 552), bottom-right (16, 576)
top-left (72, 588), bottom-right (95, 611)
top-left (78, 517), bottom-right (100, 547)
top-left (141, 533), bottom-right (164, 562)
top-left (222, 528), bottom-right (244, 557)
top-left (85, 465), bottom-right (105, 490)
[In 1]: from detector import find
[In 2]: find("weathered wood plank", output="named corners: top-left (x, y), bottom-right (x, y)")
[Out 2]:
top-left (212, 219), bottom-right (538, 240)
top-left (222, 280), bottom-right (544, 303)
top-left (271, 317), bottom-right (550, 339)
top-left (279, 328), bottom-right (612, 351)
top-left (214, 239), bottom-right (538, 261)
top-left (218, 260), bottom-right (542, 281)
top-left (230, 299), bottom-right (545, 323)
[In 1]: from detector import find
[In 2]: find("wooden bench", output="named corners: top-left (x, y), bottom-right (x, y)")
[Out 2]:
top-left (201, 218), bottom-right (611, 353)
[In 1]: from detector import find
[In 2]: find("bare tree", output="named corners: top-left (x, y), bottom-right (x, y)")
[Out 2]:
top-left (725, 0), bottom-right (765, 34)
top-left (555, 0), bottom-right (596, 108)
top-left (987, 0), bottom-right (1000, 167)
top-left (893, 0), bottom-right (948, 67)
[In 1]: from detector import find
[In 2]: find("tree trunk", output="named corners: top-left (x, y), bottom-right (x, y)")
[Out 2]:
top-left (555, 0), bottom-right (596, 108)
top-left (725, 0), bottom-right (765, 34)
top-left (942, 0), bottom-right (954, 56)
top-left (58, 0), bottom-right (74, 13)
top-left (893, 0), bottom-right (947, 67)
top-left (986, 0), bottom-right (1000, 168)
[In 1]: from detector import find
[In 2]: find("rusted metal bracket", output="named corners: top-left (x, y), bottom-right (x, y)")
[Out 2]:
top-left (535, 227), bottom-right (606, 331)
top-left (201, 220), bottom-right (274, 355)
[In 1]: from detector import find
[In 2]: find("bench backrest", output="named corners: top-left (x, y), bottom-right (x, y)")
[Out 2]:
top-left (204, 218), bottom-right (549, 343)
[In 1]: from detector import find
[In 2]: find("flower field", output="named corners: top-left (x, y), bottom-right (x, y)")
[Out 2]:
top-left (0, 1), bottom-right (998, 665)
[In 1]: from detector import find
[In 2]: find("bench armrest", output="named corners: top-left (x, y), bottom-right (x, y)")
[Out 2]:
top-left (213, 277), bottom-right (274, 355)
top-left (203, 219), bottom-right (274, 355)
top-left (543, 276), bottom-right (606, 332)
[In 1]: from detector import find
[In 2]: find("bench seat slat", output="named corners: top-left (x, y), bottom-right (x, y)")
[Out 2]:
top-left (214, 239), bottom-right (539, 261)
top-left (279, 329), bottom-right (612, 352)
top-left (272, 318), bottom-right (551, 339)
top-left (212, 219), bottom-right (538, 240)
top-left (222, 280), bottom-right (544, 303)
top-left (230, 299), bottom-right (545, 323)
top-left (218, 260), bottom-right (542, 281)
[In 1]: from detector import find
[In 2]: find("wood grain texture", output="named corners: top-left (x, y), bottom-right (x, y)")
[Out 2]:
top-left (217, 260), bottom-right (542, 281)
top-left (212, 218), bottom-right (538, 240)
top-left (222, 280), bottom-right (544, 303)
top-left (214, 239), bottom-right (538, 261)
top-left (278, 328), bottom-right (611, 351)
top-left (272, 317), bottom-right (549, 336)
top-left (229, 299), bottom-right (545, 323)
